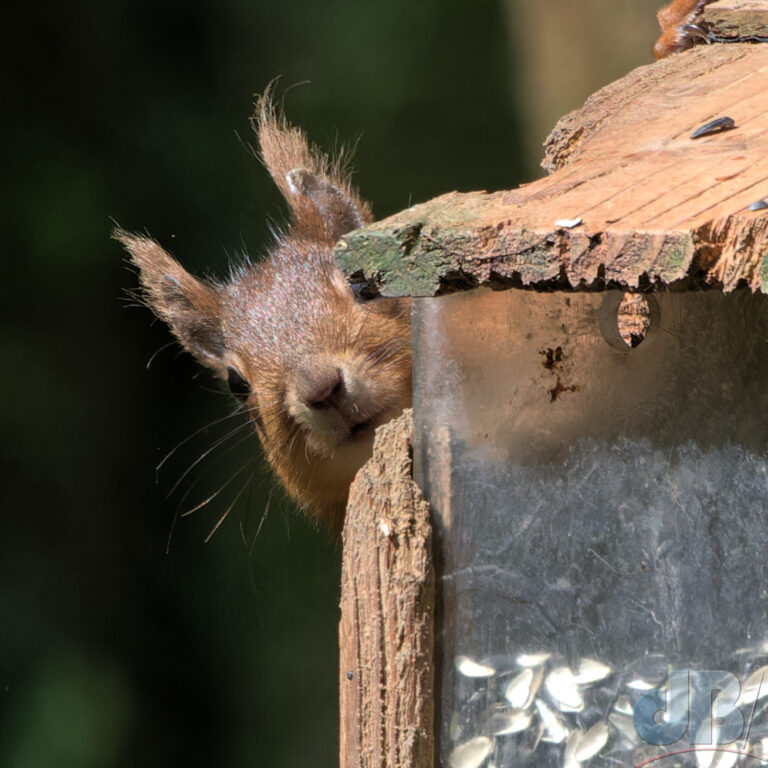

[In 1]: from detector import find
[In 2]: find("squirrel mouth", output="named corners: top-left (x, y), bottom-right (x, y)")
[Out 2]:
top-left (349, 417), bottom-right (375, 438)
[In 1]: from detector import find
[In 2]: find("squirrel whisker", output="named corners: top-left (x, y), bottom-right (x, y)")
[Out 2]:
top-left (204, 469), bottom-right (257, 544)
top-left (156, 403), bottom-right (261, 475)
top-left (119, 86), bottom-right (412, 529)
top-left (180, 458), bottom-right (254, 519)
top-left (166, 424), bottom-right (255, 500)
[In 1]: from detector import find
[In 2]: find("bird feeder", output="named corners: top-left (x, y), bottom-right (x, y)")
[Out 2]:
top-left (336, 9), bottom-right (768, 768)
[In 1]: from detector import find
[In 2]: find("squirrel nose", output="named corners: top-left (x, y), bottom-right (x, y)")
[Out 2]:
top-left (297, 367), bottom-right (345, 410)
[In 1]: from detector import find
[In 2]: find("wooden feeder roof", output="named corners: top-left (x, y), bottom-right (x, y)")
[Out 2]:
top-left (336, 3), bottom-right (768, 297)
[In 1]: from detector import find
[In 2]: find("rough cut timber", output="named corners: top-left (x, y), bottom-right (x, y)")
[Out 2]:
top-left (339, 410), bottom-right (434, 768)
top-left (336, 39), bottom-right (768, 296)
top-left (337, 7), bottom-right (768, 767)
top-left (703, 0), bottom-right (768, 40)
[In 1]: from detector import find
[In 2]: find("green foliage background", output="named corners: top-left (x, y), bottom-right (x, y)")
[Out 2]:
top-left (0, 0), bottom-right (659, 765)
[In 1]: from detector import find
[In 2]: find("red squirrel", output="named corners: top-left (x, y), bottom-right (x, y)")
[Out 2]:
top-left (653, 0), bottom-right (717, 59)
top-left (120, 4), bottom-right (685, 528)
top-left (116, 95), bottom-right (412, 529)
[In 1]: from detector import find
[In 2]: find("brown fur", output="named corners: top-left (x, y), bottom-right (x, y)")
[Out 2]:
top-left (653, 0), bottom-right (715, 59)
top-left (116, 93), bottom-right (412, 529)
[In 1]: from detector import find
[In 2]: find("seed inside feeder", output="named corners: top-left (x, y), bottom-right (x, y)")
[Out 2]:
top-left (545, 667), bottom-right (584, 712)
top-left (503, 666), bottom-right (542, 709)
top-left (575, 721), bottom-right (611, 762)
top-left (481, 704), bottom-right (532, 736)
top-left (535, 698), bottom-right (569, 744)
top-left (448, 736), bottom-right (493, 768)
top-left (456, 656), bottom-right (496, 678)
top-left (573, 658), bottom-right (612, 684)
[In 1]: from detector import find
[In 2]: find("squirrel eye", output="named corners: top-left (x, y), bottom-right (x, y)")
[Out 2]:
top-left (227, 367), bottom-right (251, 399)
top-left (350, 279), bottom-right (379, 302)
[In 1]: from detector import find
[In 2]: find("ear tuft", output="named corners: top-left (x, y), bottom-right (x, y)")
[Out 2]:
top-left (114, 228), bottom-right (226, 365)
top-left (252, 86), bottom-right (372, 244)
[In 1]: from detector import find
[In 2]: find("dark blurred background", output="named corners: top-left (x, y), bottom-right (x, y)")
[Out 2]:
top-left (1, 1), bottom-right (661, 765)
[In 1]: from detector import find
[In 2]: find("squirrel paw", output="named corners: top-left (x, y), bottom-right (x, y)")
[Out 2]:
top-left (653, 0), bottom-right (717, 59)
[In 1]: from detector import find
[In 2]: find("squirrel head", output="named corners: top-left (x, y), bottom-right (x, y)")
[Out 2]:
top-left (116, 94), bottom-right (412, 529)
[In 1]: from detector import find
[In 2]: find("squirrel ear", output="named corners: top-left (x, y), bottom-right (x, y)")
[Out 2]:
top-left (286, 168), bottom-right (366, 242)
top-left (114, 230), bottom-right (226, 366)
top-left (253, 91), bottom-right (372, 243)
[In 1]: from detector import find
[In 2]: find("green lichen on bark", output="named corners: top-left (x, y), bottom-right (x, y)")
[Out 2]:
top-left (334, 209), bottom-right (700, 297)
top-left (653, 235), bottom-right (696, 281)
top-left (336, 225), bottom-right (447, 298)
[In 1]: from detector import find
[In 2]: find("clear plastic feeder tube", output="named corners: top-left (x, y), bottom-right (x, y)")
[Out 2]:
top-left (413, 288), bottom-right (768, 768)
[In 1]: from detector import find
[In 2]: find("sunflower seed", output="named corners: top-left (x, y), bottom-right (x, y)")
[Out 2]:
top-left (573, 659), bottom-right (612, 685)
top-left (609, 712), bottom-right (638, 745)
top-left (504, 666), bottom-right (543, 709)
top-left (627, 678), bottom-right (655, 691)
top-left (614, 695), bottom-right (634, 716)
top-left (690, 116), bottom-right (735, 139)
top-left (563, 730), bottom-right (582, 768)
top-left (448, 736), bottom-right (493, 768)
top-left (456, 656), bottom-right (496, 678)
top-left (481, 704), bottom-right (532, 735)
top-left (545, 667), bottom-right (584, 712)
top-left (555, 217), bottom-right (582, 229)
top-left (535, 698), bottom-right (569, 744)
top-left (575, 721), bottom-right (610, 762)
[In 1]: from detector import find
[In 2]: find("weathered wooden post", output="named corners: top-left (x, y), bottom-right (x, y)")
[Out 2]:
top-left (338, 4), bottom-right (768, 766)
top-left (339, 412), bottom-right (435, 768)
